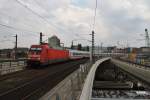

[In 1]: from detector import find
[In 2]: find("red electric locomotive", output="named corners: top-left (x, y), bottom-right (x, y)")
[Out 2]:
top-left (27, 43), bottom-right (69, 66)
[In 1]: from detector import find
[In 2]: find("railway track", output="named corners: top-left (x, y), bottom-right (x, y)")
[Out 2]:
top-left (0, 59), bottom-right (88, 100)
top-left (92, 59), bottom-right (150, 99)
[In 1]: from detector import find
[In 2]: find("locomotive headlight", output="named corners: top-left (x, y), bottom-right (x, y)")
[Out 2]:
top-left (28, 55), bottom-right (31, 59)
top-left (37, 57), bottom-right (41, 60)
top-left (27, 57), bottom-right (31, 60)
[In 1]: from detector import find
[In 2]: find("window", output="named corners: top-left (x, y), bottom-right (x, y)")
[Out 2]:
top-left (29, 47), bottom-right (42, 54)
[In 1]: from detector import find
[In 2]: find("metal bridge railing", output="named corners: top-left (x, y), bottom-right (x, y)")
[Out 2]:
top-left (79, 57), bottom-right (110, 100)
top-left (0, 59), bottom-right (26, 75)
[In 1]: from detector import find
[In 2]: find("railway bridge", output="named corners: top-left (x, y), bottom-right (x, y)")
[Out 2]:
top-left (41, 57), bottom-right (150, 100)
top-left (0, 57), bottom-right (150, 100)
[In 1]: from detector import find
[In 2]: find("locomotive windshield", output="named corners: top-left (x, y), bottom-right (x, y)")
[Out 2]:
top-left (30, 48), bottom-right (42, 51)
top-left (29, 47), bottom-right (42, 54)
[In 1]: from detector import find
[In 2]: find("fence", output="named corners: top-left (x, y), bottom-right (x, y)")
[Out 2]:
top-left (0, 60), bottom-right (26, 75)
top-left (40, 61), bottom-right (92, 100)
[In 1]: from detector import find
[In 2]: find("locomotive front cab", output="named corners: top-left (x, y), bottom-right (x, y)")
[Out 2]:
top-left (27, 45), bottom-right (43, 65)
top-left (27, 44), bottom-right (49, 66)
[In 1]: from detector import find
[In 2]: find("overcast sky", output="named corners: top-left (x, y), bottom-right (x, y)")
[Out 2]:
top-left (0, 0), bottom-right (150, 49)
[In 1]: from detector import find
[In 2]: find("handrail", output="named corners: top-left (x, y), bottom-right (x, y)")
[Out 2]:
top-left (79, 57), bottom-right (110, 100)
top-left (0, 58), bottom-right (27, 63)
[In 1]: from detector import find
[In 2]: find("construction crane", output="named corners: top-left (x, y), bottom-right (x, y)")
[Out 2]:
top-left (137, 29), bottom-right (150, 47)
top-left (145, 29), bottom-right (150, 47)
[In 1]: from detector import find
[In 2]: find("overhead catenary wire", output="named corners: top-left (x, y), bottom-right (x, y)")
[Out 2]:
top-left (75, 33), bottom-right (91, 41)
top-left (15, 0), bottom-right (64, 35)
top-left (70, 0), bottom-right (98, 43)
top-left (15, 0), bottom-right (56, 36)
top-left (33, 0), bottom-right (73, 35)
top-left (0, 23), bottom-right (39, 34)
top-left (0, 24), bottom-right (39, 39)
top-left (0, 12), bottom-right (41, 32)
top-left (15, 0), bottom-right (89, 38)
top-left (92, 0), bottom-right (98, 30)
top-left (15, 0), bottom-right (50, 25)
top-left (0, 39), bottom-right (13, 43)
top-left (14, 0), bottom-right (95, 45)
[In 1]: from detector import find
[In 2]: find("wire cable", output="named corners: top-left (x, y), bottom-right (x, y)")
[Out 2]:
top-left (0, 23), bottom-right (39, 33)
top-left (15, 0), bottom-right (80, 36)
top-left (15, 0), bottom-right (49, 24)
top-left (15, 0), bottom-right (93, 43)
top-left (0, 40), bottom-right (12, 42)
top-left (15, 0), bottom-right (60, 34)
top-left (0, 12), bottom-right (40, 32)
top-left (93, 0), bottom-right (98, 30)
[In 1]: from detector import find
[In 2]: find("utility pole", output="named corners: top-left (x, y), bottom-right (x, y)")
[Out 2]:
top-left (40, 32), bottom-right (43, 44)
top-left (101, 42), bottom-right (103, 58)
top-left (71, 41), bottom-right (73, 49)
top-left (14, 34), bottom-right (17, 59)
top-left (145, 29), bottom-right (150, 47)
top-left (90, 30), bottom-right (95, 62)
top-left (98, 44), bottom-right (100, 58)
